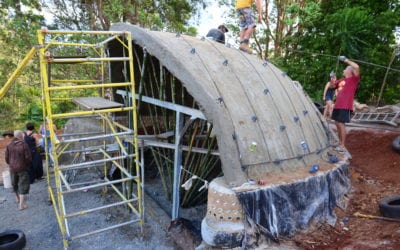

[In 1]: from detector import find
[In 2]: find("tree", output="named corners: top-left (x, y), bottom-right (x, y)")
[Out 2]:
top-left (276, 0), bottom-right (400, 104)
top-left (41, 0), bottom-right (206, 33)
top-left (0, 0), bottom-right (45, 129)
top-left (223, 0), bottom-right (399, 104)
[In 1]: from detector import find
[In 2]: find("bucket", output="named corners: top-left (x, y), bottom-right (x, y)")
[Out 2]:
top-left (2, 171), bottom-right (12, 188)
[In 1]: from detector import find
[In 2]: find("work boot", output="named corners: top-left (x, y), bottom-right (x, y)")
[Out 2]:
top-left (239, 43), bottom-right (253, 54)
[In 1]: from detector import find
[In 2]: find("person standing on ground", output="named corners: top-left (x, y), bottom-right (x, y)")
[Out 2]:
top-left (24, 122), bottom-right (43, 183)
top-left (206, 24), bottom-right (229, 44)
top-left (331, 56), bottom-right (360, 155)
top-left (5, 130), bottom-right (32, 211)
top-left (235, 0), bottom-right (262, 54)
top-left (322, 71), bottom-right (337, 119)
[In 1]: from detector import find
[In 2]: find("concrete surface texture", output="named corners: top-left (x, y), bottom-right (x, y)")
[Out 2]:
top-left (111, 23), bottom-right (331, 187)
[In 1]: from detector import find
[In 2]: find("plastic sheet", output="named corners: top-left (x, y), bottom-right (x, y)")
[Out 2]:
top-left (237, 164), bottom-right (350, 246)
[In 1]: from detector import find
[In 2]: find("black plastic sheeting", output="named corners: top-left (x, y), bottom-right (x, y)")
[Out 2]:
top-left (237, 164), bottom-right (350, 245)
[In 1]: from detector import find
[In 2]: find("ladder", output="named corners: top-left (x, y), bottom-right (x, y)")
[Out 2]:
top-left (351, 111), bottom-right (400, 126)
top-left (37, 29), bottom-right (143, 249)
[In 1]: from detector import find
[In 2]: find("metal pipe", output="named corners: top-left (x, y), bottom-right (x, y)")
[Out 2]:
top-left (52, 106), bottom-right (136, 119)
top-left (70, 219), bottom-right (141, 240)
top-left (172, 111), bottom-right (183, 219)
top-left (64, 198), bottom-right (137, 218)
top-left (0, 46), bottom-right (38, 99)
top-left (143, 139), bottom-right (220, 156)
top-left (42, 30), bottom-right (128, 35)
top-left (61, 177), bottom-right (136, 194)
top-left (50, 57), bottom-right (130, 63)
top-left (59, 154), bottom-right (136, 171)
top-left (48, 82), bottom-right (131, 91)
top-left (61, 131), bottom-right (132, 143)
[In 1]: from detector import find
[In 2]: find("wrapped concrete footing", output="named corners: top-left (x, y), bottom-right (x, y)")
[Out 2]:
top-left (201, 177), bottom-right (245, 248)
top-left (202, 163), bottom-right (351, 248)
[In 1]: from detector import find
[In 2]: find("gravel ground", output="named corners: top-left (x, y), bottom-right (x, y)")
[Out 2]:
top-left (0, 174), bottom-right (177, 250)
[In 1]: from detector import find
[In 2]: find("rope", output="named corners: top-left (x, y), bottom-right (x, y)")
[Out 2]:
top-left (287, 49), bottom-right (400, 73)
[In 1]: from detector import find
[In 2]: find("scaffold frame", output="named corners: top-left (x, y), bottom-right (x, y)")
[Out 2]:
top-left (37, 29), bottom-right (143, 249)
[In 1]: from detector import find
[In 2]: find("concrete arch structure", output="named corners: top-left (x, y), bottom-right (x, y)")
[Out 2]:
top-left (110, 23), bottom-right (331, 187)
top-left (109, 24), bottom-right (352, 248)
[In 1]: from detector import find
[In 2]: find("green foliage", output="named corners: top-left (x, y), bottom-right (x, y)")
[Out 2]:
top-left (275, 0), bottom-right (400, 105)
top-left (325, 7), bottom-right (372, 56)
top-left (185, 26), bottom-right (198, 36)
top-left (0, 1), bottom-right (45, 131)
top-left (22, 103), bottom-right (43, 122)
top-left (43, 0), bottom-right (205, 33)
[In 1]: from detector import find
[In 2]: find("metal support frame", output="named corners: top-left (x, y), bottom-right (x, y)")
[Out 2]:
top-left (37, 29), bottom-right (143, 249)
top-left (0, 46), bottom-right (39, 99)
top-left (172, 112), bottom-right (184, 219)
top-left (116, 90), bottom-right (217, 219)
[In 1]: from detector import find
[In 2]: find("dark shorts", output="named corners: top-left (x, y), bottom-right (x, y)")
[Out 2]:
top-left (11, 171), bottom-right (30, 195)
top-left (331, 109), bottom-right (352, 123)
top-left (237, 8), bottom-right (256, 30)
top-left (325, 88), bottom-right (335, 101)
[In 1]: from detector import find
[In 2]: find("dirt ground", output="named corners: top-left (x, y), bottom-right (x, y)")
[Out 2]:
top-left (290, 126), bottom-right (400, 249)
top-left (1, 125), bottom-right (400, 249)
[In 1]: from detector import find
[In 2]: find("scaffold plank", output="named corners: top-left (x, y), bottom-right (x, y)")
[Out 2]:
top-left (73, 97), bottom-right (124, 110)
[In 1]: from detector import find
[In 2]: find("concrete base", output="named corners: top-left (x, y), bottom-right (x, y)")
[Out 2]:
top-left (201, 177), bottom-right (245, 248)
top-left (201, 163), bottom-right (351, 248)
top-left (201, 218), bottom-right (244, 248)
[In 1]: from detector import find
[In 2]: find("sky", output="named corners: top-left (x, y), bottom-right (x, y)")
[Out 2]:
top-left (190, 1), bottom-right (237, 46)
top-left (40, 1), bottom-right (234, 39)
top-left (192, 1), bottom-right (231, 36)
top-left (38, 1), bottom-right (399, 45)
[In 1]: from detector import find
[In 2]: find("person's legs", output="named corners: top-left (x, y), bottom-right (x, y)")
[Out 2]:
top-left (328, 102), bottom-right (334, 117)
top-left (325, 100), bottom-right (333, 118)
top-left (238, 8), bottom-right (246, 42)
top-left (243, 26), bottom-right (255, 40)
top-left (33, 152), bottom-right (44, 179)
top-left (15, 192), bottom-right (20, 203)
top-left (240, 27), bottom-right (255, 52)
top-left (335, 121), bottom-right (346, 148)
top-left (28, 164), bottom-right (35, 184)
top-left (238, 8), bottom-right (255, 54)
top-left (323, 101), bottom-right (329, 118)
top-left (239, 29), bottom-right (245, 42)
top-left (19, 194), bottom-right (27, 210)
top-left (17, 171), bottom-right (30, 210)
top-left (332, 109), bottom-right (352, 158)
top-left (11, 172), bottom-right (20, 203)
top-left (331, 109), bottom-right (350, 150)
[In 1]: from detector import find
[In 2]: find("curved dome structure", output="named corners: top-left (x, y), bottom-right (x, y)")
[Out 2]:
top-left (110, 23), bottom-right (332, 187)
top-left (109, 24), bottom-right (351, 248)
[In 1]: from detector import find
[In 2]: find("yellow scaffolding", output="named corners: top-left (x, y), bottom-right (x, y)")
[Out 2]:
top-left (37, 29), bottom-right (143, 249)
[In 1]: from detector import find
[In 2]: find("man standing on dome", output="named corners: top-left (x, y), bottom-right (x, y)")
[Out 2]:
top-left (235, 0), bottom-right (263, 54)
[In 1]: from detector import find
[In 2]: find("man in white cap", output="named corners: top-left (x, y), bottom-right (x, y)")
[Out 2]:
top-left (331, 56), bottom-right (360, 157)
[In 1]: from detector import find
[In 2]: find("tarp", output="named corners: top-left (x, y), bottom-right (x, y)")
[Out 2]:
top-left (237, 164), bottom-right (350, 247)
